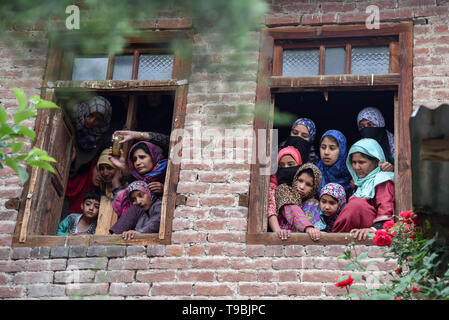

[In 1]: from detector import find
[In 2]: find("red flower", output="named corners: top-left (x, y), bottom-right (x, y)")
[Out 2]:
top-left (400, 210), bottom-right (414, 221)
top-left (373, 230), bottom-right (393, 247)
top-left (335, 274), bottom-right (354, 288)
top-left (394, 297), bottom-right (402, 300)
top-left (412, 286), bottom-right (419, 292)
top-left (396, 268), bottom-right (402, 274)
top-left (383, 220), bottom-right (395, 233)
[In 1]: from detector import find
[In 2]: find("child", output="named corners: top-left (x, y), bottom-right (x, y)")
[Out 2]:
top-left (274, 163), bottom-right (324, 241)
top-left (109, 180), bottom-right (162, 240)
top-left (268, 146), bottom-right (303, 240)
top-left (318, 183), bottom-right (347, 233)
top-left (57, 188), bottom-right (101, 235)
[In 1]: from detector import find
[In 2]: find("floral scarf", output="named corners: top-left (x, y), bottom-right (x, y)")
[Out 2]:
top-left (316, 130), bottom-right (352, 196)
top-left (291, 117), bottom-right (317, 142)
top-left (319, 182), bottom-right (347, 232)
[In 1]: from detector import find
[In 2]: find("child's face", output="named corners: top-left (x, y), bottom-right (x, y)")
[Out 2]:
top-left (279, 155), bottom-right (298, 168)
top-left (81, 198), bottom-right (100, 219)
top-left (295, 172), bottom-right (314, 198)
top-left (290, 124), bottom-right (310, 141)
top-left (319, 194), bottom-right (339, 216)
top-left (129, 190), bottom-right (152, 211)
top-left (320, 136), bottom-right (340, 166)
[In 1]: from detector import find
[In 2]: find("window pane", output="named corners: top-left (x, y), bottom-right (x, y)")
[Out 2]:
top-left (324, 47), bottom-right (346, 75)
top-left (72, 57), bottom-right (108, 80)
top-left (137, 54), bottom-right (174, 80)
top-left (112, 55), bottom-right (133, 80)
top-left (282, 49), bottom-right (319, 76)
top-left (351, 46), bottom-right (389, 74)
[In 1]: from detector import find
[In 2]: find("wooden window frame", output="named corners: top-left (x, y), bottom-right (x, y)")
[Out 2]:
top-left (12, 30), bottom-right (192, 248)
top-left (247, 22), bottom-right (413, 245)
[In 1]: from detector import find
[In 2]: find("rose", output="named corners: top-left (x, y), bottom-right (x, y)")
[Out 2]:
top-left (412, 286), bottom-right (419, 292)
top-left (383, 220), bottom-right (395, 233)
top-left (335, 274), bottom-right (354, 288)
top-left (373, 229), bottom-right (393, 247)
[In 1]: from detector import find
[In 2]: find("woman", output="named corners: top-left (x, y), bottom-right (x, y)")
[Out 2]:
top-left (316, 130), bottom-right (352, 198)
top-left (279, 117), bottom-right (317, 164)
top-left (267, 146), bottom-right (303, 240)
top-left (111, 140), bottom-right (167, 217)
top-left (96, 148), bottom-right (124, 200)
top-left (357, 107), bottom-right (394, 168)
top-left (332, 138), bottom-right (395, 239)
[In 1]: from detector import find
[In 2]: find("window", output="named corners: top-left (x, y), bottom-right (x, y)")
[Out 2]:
top-left (12, 30), bottom-right (192, 247)
top-left (247, 22), bottom-right (413, 245)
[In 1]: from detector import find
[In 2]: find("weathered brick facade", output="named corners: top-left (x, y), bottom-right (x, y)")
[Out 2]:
top-left (1, 1), bottom-right (448, 299)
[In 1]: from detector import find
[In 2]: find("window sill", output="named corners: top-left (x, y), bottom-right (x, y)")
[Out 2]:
top-left (246, 232), bottom-right (374, 246)
top-left (12, 234), bottom-right (171, 248)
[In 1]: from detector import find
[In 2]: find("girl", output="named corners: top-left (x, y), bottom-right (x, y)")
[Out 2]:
top-left (316, 130), bottom-right (352, 198)
top-left (268, 146), bottom-right (303, 240)
top-left (318, 183), bottom-right (347, 233)
top-left (109, 180), bottom-right (162, 240)
top-left (96, 148), bottom-right (124, 199)
top-left (280, 117), bottom-right (318, 163)
top-left (332, 138), bottom-right (395, 239)
top-left (274, 163), bottom-right (324, 241)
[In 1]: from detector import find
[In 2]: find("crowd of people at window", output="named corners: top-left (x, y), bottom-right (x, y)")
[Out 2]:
top-left (57, 94), bottom-right (396, 242)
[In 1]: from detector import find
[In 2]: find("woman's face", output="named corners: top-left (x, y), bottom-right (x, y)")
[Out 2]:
top-left (320, 136), bottom-right (340, 166)
top-left (279, 155), bottom-right (299, 168)
top-left (132, 149), bottom-right (154, 175)
top-left (129, 190), bottom-right (152, 211)
top-left (85, 112), bottom-right (104, 129)
top-left (295, 172), bottom-right (314, 198)
top-left (290, 124), bottom-right (310, 141)
top-left (351, 152), bottom-right (378, 178)
top-left (98, 164), bottom-right (116, 183)
top-left (358, 118), bottom-right (376, 131)
top-left (319, 194), bottom-right (339, 217)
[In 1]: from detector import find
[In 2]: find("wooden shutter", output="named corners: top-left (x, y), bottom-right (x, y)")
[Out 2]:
top-left (17, 89), bottom-right (74, 241)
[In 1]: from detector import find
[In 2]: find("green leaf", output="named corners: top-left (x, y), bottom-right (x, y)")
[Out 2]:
top-left (0, 105), bottom-right (8, 124)
top-left (27, 159), bottom-right (55, 173)
top-left (5, 156), bottom-right (29, 183)
top-left (357, 252), bottom-right (369, 261)
top-left (13, 109), bottom-right (36, 124)
top-left (36, 100), bottom-right (59, 109)
top-left (12, 88), bottom-right (27, 110)
top-left (0, 123), bottom-right (14, 136)
top-left (345, 262), bottom-right (358, 271)
top-left (10, 141), bottom-right (24, 153)
top-left (15, 125), bottom-right (36, 140)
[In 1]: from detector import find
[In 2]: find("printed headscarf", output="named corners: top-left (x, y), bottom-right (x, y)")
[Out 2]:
top-left (346, 138), bottom-right (394, 199)
top-left (275, 163), bottom-right (322, 213)
top-left (112, 180), bottom-right (152, 217)
top-left (356, 107), bottom-right (395, 156)
top-left (291, 117), bottom-right (317, 142)
top-left (316, 130), bottom-right (352, 195)
top-left (75, 96), bottom-right (112, 150)
top-left (319, 182), bottom-right (347, 232)
top-left (128, 141), bottom-right (168, 183)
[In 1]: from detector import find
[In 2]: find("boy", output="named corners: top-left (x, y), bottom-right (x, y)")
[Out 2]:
top-left (57, 188), bottom-right (101, 235)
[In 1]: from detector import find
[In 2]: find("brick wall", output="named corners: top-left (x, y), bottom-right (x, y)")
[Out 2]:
top-left (1, 1), bottom-right (448, 299)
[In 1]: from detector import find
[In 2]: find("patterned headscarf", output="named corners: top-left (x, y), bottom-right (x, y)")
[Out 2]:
top-left (128, 141), bottom-right (168, 183)
top-left (316, 130), bottom-right (352, 195)
top-left (75, 96), bottom-right (112, 150)
top-left (112, 180), bottom-right (152, 217)
top-left (125, 180), bottom-right (152, 200)
top-left (356, 107), bottom-right (395, 156)
top-left (319, 182), bottom-right (347, 232)
top-left (346, 138), bottom-right (394, 199)
top-left (275, 163), bottom-right (322, 213)
top-left (291, 118), bottom-right (317, 142)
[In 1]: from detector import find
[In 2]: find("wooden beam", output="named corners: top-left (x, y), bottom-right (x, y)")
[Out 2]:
top-left (246, 233), bottom-right (374, 245)
top-left (421, 139), bottom-right (449, 161)
top-left (95, 196), bottom-right (118, 235)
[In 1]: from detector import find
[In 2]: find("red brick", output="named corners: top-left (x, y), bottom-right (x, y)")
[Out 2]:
top-left (67, 283), bottom-right (109, 296)
top-left (178, 271), bottom-right (215, 282)
top-left (207, 232), bottom-right (245, 243)
top-left (194, 220), bottom-right (227, 231)
top-left (109, 283), bottom-right (149, 296)
top-left (151, 283), bottom-right (192, 296)
top-left (136, 270), bottom-right (176, 283)
top-left (0, 286), bottom-right (24, 298)
top-left (272, 258), bottom-right (303, 269)
top-left (186, 245), bottom-right (205, 256)
top-left (218, 271), bottom-right (257, 282)
top-left (174, 207), bottom-right (208, 219)
top-left (302, 270), bottom-right (342, 283)
top-left (171, 231), bottom-right (207, 244)
top-left (171, 218), bottom-right (191, 231)
top-left (191, 257), bottom-right (230, 269)
top-left (198, 172), bottom-right (229, 183)
top-left (279, 283), bottom-right (322, 296)
top-left (166, 245), bottom-right (185, 257)
top-left (149, 257), bottom-right (189, 269)
top-left (231, 257), bottom-right (272, 270)
top-left (13, 271), bottom-right (53, 284)
top-left (177, 182), bottom-right (209, 194)
top-left (301, 13), bottom-right (337, 25)
top-left (107, 257), bottom-right (149, 270)
top-left (257, 271), bottom-right (278, 282)
top-left (194, 284), bottom-right (234, 296)
top-left (239, 283), bottom-right (277, 296)
top-left (279, 271), bottom-right (299, 282)
top-left (265, 15), bottom-right (300, 26)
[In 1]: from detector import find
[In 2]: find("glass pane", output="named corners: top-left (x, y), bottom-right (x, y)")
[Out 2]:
top-left (72, 57), bottom-right (108, 80)
top-left (112, 55), bottom-right (133, 80)
top-left (282, 49), bottom-right (319, 76)
top-left (137, 54), bottom-right (174, 80)
top-left (351, 46), bottom-right (389, 74)
top-left (324, 47), bottom-right (346, 75)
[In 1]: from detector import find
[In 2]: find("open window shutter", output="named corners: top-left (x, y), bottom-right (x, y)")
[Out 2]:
top-left (18, 89), bottom-right (74, 241)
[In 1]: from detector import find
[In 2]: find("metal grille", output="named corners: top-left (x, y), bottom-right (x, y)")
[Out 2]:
top-left (137, 54), bottom-right (174, 80)
top-left (351, 46), bottom-right (389, 74)
top-left (282, 49), bottom-right (319, 76)
top-left (112, 55), bottom-right (133, 80)
top-left (72, 57), bottom-right (108, 80)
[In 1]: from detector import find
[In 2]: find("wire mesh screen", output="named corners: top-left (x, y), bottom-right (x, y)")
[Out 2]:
top-left (282, 49), bottom-right (319, 76)
top-left (137, 54), bottom-right (174, 80)
top-left (351, 46), bottom-right (389, 74)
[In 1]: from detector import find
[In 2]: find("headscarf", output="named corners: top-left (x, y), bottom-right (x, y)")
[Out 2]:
top-left (319, 182), bottom-right (347, 232)
top-left (291, 117), bottom-right (317, 142)
top-left (75, 96), bottom-right (112, 150)
top-left (346, 138), bottom-right (394, 199)
top-left (275, 163), bottom-right (322, 213)
top-left (356, 107), bottom-right (394, 156)
top-left (316, 130), bottom-right (352, 195)
top-left (128, 141), bottom-right (168, 183)
top-left (112, 180), bottom-right (152, 217)
top-left (96, 148), bottom-right (117, 199)
top-left (282, 135), bottom-right (311, 163)
top-left (274, 146), bottom-right (303, 185)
